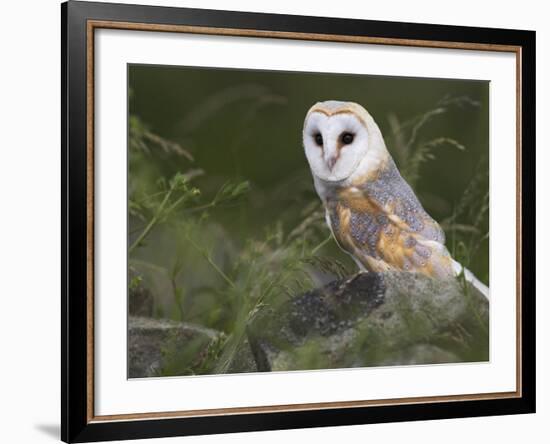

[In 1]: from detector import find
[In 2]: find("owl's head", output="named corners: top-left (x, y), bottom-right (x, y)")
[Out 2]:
top-left (303, 100), bottom-right (387, 183)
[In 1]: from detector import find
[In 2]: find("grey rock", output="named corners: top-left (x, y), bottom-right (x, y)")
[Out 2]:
top-left (128, 316), bottom-right (220, 378)
top-left (225, 339), bottom-right (258, 374)
top-left (247, 272), bottom-right (488, 371)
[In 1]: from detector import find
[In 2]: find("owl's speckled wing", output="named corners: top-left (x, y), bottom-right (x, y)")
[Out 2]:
top-left (326, 158), bottom-right (454, 279)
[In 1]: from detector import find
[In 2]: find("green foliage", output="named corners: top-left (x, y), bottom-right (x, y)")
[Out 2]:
top-left (128, 86), bottom-right (489, 375)
top-left (130, 114), bottom-right (194, 160)
top-left (129, 172), bottom-right (202, 252)
top-left (443, 159), bottom-right (490, 283)
top-left (128, 274), bottom-right (142, 292)
top-left (128, 86), bottom-right (346, 374)
top-left (387, 95), bottom-right (479, 187)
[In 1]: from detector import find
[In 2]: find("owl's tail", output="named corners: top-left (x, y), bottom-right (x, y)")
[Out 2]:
top-left (452, 260), bottom-right (490, 300)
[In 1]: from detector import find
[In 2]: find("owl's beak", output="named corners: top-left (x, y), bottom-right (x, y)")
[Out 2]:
top-left (326, 156), bottom-right (338, 171)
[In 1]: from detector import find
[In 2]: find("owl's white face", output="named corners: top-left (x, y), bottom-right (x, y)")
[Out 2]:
top-left (303, 111), bottom-right (369, 182)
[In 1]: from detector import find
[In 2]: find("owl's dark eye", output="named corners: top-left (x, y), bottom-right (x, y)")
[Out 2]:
top-left (314, 133), bottom-right (323, 146)
top-left (341, 132), bottom-right (355, 145)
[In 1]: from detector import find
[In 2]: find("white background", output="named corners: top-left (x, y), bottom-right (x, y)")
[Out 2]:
top-left (0, 0), bottom-right (547, 443)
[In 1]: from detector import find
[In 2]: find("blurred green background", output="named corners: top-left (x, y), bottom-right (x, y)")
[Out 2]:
top-left (128, 64), bottom-right (489, 374)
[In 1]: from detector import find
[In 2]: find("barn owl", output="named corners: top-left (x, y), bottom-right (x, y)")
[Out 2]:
top-left (303, 100), bottom-right (488, 298)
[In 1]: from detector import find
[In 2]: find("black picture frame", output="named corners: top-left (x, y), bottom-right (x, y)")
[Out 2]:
top-left (61, 1), bottom-right (536, 442)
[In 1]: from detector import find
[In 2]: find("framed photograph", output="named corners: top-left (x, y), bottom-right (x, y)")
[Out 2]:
top-left (61, 1), bottom-right (535, 442)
